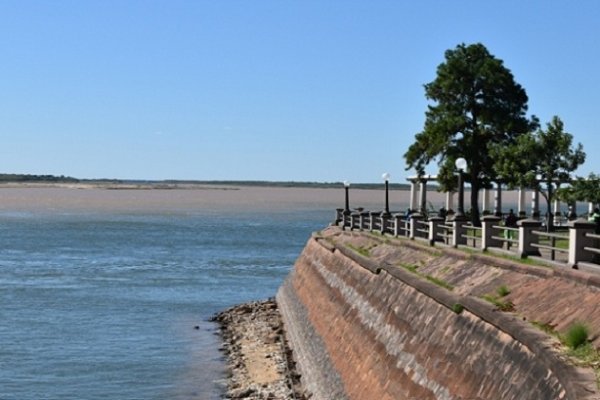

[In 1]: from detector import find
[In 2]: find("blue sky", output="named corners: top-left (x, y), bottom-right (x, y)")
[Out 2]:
top-left (1, 1), bottom-right (599, 183)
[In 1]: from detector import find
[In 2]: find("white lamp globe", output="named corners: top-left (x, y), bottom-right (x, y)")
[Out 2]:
top-left (455, 158), bottom-right (467, 171)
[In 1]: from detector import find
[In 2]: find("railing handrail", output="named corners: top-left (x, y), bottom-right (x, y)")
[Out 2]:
top-left (493, 225), bottom-right (518, 232)
top-left (532, 230), bottom-right (568, 240)
top-left (531, 243), bottom-right (569, 253)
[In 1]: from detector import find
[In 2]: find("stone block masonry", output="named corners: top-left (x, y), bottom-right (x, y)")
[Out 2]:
top-left (276, 227), bottom-right (599, 400)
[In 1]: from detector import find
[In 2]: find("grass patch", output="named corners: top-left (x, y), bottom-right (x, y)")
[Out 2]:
top-left (496, 285), bottom-right (511, 297)
top-left (346, 244), bottom-right (371, 257)
top-left (397, 262), bottom-right (454, 291)
top-left (531, 320), bottom-right (557, 335)
top-left (530, 321), bottom-right (600, 388)
top-left (399, 262), bottom-right (419, 273)
top-left (425, 275), bottom-right (454, 291)
top-left (451, 303), bottom-right (464, 314)
top-left (482, 294), bottom-right (515, 312)
top-left (564, 322), bottom-right (589, 350)
top-left (482, 284), bottom-right (515, 311)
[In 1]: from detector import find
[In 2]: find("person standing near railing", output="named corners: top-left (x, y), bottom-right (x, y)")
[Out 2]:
top-left (504, 209), bottom-right (518, 249)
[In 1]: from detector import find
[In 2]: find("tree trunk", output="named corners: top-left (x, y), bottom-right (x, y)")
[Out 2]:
top-left (470, 179), bottom-right (481, 227)
top-left (545, 183), bottom-right (554, 232)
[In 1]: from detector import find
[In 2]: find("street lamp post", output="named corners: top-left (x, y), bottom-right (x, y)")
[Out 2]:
top-left (382, 173), bottom-right (391, 216)
top-left (455, 158), bottom-right (467, 218)
top-left (343, 181), bottom-right (350, 215)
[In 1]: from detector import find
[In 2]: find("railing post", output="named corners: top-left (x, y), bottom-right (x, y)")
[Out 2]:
top-left (428, 216), bottom-right (444, 245)
top-left (451, 215), bottom-right (468, 247)
top-left (393, 214), bottom-right (403, 237)
top-left (334, 208), bottom-right (343, 226)
top-left (348, 211), bottom-right (357, 231)
top-left (369, 211), bottom-right (379, 231)
top-left (409, 213), bottom-right (423, 240)
top-left (481, 215), bottom-right (502, 250)
top-left (342, 210), bottom-right (350, 230)
top-left (359, 211), bottom-right (368, 230)
top-left (517, 219), bottom-right (542, 258)
top-left (380, 213), bottom-right (390, 234)
top-left (568, 219), bottom-right (597, 268)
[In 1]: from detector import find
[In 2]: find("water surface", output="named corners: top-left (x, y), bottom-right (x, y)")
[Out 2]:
top-left (0, 187), bottom-right (336, 400)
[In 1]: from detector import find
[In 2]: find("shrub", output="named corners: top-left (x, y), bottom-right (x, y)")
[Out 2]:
top-left (496, 285), bottom-right (511, 297)
top-left (452, 303), bottom-right (464, 314)
top-left (564, 323), bottom-right (589, 350)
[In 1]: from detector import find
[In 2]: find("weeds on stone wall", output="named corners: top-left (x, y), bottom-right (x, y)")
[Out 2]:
top-left (346, 244), bottom-right (372, 257)
top-left (564, 322), bottom-right (589, 350)
top-left (425, 275), bottom-right (455, 291)
top-left (398, 262), bottom-right (455, 291)
top-left (452, 303), bottom-right (465, 314)
top-left (482, 285), bottom-right (515, 312)
top-left (531, 320), bottom-right (600, 388)
top-left (398, 262), bottom-right (419, 273)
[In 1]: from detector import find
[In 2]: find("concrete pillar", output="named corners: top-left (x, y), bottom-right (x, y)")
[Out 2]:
top-left (518, 188), bottom-right (527, 217)
top-left (568, 219), bottom-right (597, 267)
top-left (446, 191), bottom-right (455, 213)
top-left (334, 208), bottom-right (343, 226)
top-left (409, 180), bottom-right (418, 211)
top-left (369, 211), bottom-right (380, 231)
top-left (409, 213), bottom-right (423, 240)
top-left (419, 180), bottom-right (427, 214)
top-left (393, 214), bottom-right (403, 237)
top-left (517, 219), bottom-right (542, 258)
top-left (531, 189), bottom-right (540, 218)
top-left (494, 182), bottom-right (503, 217)
top-left (481, 188), bottom-right (491, 214)
top-left (451, 215), bottom-right (468, 247)
top-left (589, 202), bottom-right (595, 215)
top-left (553, 199), bottom-right (561, 225)
top-left (351, 212), bottom-right (361, 231)
top-left (380, 213), bottom-right (390, 234)
top-left (481, 216), bottom-right (502, 250)
top-left (428, 216), bottom-right (444, 245)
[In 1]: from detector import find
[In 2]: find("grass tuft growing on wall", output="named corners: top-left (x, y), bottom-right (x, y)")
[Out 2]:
top-left (564, 322), bottom-right (589, 350)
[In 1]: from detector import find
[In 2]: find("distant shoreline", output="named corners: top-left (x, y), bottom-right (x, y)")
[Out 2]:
top-left (0, 178), bottom-right (414, 190)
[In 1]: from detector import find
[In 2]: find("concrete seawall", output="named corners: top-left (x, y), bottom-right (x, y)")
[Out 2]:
top-left (276, 227), bottom-right (599, 400)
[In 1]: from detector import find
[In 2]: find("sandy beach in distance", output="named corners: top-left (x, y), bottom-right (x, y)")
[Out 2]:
top-left (0, 182), bottom-right (521, 214)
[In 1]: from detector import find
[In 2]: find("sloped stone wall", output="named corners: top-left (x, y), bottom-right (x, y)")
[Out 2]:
top-left (277, 236), bottom-right (598, 400)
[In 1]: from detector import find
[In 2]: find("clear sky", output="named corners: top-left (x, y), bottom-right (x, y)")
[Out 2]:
top-left (1, 1), bottom-right (599, 183)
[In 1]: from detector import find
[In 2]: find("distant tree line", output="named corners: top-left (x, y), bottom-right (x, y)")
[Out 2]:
top-left (0, 174), bottom-right (79, 183)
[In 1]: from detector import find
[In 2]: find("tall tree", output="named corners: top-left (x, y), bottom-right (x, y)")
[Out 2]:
top-left (404, 43), bottom-right (537, 225)
top-left (493, 116), bottom-right (585, 230)
top-left (558, 173), bottom-right (600, 210)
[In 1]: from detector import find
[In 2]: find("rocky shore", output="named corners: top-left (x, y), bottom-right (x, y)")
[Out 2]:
top-left (211, 299), bottom-right (308, 400)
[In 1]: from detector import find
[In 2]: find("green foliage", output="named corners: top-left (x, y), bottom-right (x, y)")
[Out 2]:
top-left (563, 322), bottom-right (589, 350)
top-left (452, 303), bottom-right (464, 314)
top-left (404, 42), bottom-right (537, 225)
top-left (561, 173), bottom-right (600, 205)
top-left (531, 321), bottom-right (557, 335)
top-left (496, 285), bottom-right (511, 297)
top-left (425, 275), bottom-right (454, 291)
top-left (493, 116), bottom-right (585, 230)
top-left (531, 321), bottom-right (599, 386)
top-left (346, 244), bottom-right (371, 257)
top-left (482, 294), bottom-right (515, 312)
top-left (399, 263), bottom-right (419, 273)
